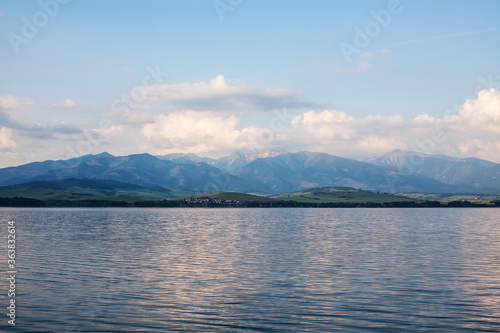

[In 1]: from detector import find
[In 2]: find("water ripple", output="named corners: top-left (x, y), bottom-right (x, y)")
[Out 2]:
top-left (0, 207), bottom-right (499, 332)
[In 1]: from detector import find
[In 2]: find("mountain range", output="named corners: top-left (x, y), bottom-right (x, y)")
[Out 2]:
top-left (157, 150), bottom-right (284, 175)
top-left (0, 150), bottom-right (499, 194)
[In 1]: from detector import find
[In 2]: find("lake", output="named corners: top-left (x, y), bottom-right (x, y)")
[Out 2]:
top-left (1, 208), bottom-right (499, 332)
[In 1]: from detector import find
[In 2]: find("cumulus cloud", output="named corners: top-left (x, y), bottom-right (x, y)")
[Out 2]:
top-left (142, 111), bottom-right (239, 152)
top-left (0, 106), bottom-right (40, 131)
top-left (50, 99), bottom-right (76, 108)
top-left (284, 110), bottom-right (408, 156)
top-left (3, 85), bottom-right (500, 167)
top-left (281, 88), bottom-right (500, 161)
top-left (0, 127), bottom-right (16, 150)
top-left (141, 110), bottom-right (264, 153)
top-left (0, 105), bottom-right (82, 139)
top-left (0, 95), bottom-right (34, 109)
top-left (140, 110), bottom-right (275, 156)
top-left (135, 88), bottom-right (500, 162)
top-left (438, 88), bottom-right (500, 160)
top-left (129, 75), bottom-right (317, 111)
top-left (138, 107), bottom-right (410, 159)
top-left (97, 124), bottom-right (124, 138)
top-left (0, 127), bottom-right (17, 161)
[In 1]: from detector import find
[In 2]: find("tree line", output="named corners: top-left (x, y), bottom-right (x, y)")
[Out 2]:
top-left (1, 197), bottom-right (499, 208)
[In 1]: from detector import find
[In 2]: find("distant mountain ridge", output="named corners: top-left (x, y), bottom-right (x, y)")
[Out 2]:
top-left (0, 152), bottom-right (113, 186)
top-left (157, 150), bottom-right (284, 174)
top-left (0, 153), bottom-right (256, 193)
top-left (1, 150), bottom-right (499, 194)
top-left (368, 150), bottom-right (500, 192)
top-left (156, 153), bottom-right (216, 165)
top-left (236, 151), bottom-right (460, 193)
top-left (0, 178), bottom-right (171, 193)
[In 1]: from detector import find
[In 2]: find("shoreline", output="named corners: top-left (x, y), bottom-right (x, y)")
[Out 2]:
top-left (1, 197), bottom-right (498, 208)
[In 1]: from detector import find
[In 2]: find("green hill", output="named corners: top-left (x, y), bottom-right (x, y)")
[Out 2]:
top-left (0, 179), bottom-right (194, 201)
top-left (172, 192), bottom-right (279, 203)
top-left (274, 187), bottom-right (419, 204)
top-left (174, 188), bottom-right (419, 205)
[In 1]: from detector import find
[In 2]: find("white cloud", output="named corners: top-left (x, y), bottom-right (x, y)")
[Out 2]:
top-left (437, 88), bottom-right (500, 160)
top-left (140, 75), bottom-right (241, 101)
top-left (281, 88), bottom-right (500, 161)
top-left (140, 110), bottom-right (273, 156)
top-left (1, 101), bottom-right (82, 140)
top-left (3, 85), bottom-right (500, 167)
top-left (141, 110), bottom-right (241, 154)
top-left (135, 88), bottom-right (500, 162)
top-left (284, 110), bottom-right (408, 156)
top-left (50, 99), bottom-right (76, 108)
top-left (0, 95), bottom-right (34, 109)
top-left (0, 127), bottom-right (16, 150)
top-left (456, 88), bottom-right (500, 125)
top-left (96, 124), bottom-right (125, 139)
top-left (129, 75), bottom-right (317, 111)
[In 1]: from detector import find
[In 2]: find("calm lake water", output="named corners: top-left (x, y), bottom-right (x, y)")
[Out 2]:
top-left (0, 208), bottom-right (499, 332)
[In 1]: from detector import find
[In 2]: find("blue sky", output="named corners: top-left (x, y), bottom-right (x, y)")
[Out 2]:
top-left (1, 0), bottom-right (500, 167)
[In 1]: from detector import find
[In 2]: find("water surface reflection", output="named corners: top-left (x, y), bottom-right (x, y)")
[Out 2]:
top-left (0, 208), bottom-right (499, 332)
